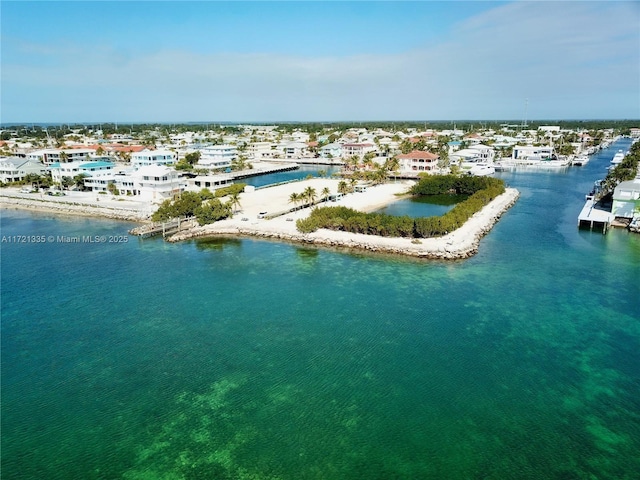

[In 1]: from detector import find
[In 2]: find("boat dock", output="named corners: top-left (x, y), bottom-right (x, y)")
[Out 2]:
top-left (129, 217), bottom-right (197, 238)
top-left (232, 162), bottom-right (299, 180)
top-left (578, 196), bottom-right (612, 233)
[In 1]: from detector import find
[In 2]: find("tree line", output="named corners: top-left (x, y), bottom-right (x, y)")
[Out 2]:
top-left (598, 141), bottom-right (640, 199)
top-left (295, 175), bottom-right (505, 238)
top-left (151, 184), bottom-right (246, 225)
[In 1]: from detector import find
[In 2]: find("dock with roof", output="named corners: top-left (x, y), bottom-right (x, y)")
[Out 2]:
top-left (578, 196), bottom-right (612, 233)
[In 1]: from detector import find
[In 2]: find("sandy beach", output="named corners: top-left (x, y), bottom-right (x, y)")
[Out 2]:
top-left (168, 178), bottom-right (520, 260)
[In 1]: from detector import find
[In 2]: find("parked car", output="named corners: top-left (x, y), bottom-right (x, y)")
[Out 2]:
top-left (257, 211), bottom-right (268, 219)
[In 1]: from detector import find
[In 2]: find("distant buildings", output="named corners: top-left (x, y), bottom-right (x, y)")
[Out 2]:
top-left (27, 148), bottom-right (93, 165)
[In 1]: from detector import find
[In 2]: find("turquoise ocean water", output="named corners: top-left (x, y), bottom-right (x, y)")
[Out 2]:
top-left (1, 139), bottom-right (639, 479)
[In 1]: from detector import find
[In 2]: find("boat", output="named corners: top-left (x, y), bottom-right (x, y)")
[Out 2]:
top-left (572, 154), bottom-right (590, 166)
top-left (611, 150), bottom-right (625, 165)
top-left (466, 163), bottom-right (496, 176)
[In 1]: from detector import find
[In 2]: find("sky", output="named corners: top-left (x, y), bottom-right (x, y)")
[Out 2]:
top-left (1, 1), bottom-right (639, 123)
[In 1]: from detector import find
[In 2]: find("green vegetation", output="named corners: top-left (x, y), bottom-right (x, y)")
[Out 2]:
top-left (174, 151), bottom-right (201, 171)
top-left (0, 173), bottom-right (54, 190)
top-left (194, 199), bottom-right (232, 225)
top-left (106, 182), bottom-right (119, 195)
top-left (296, 175), bottom-right (505, 238)
top-left (598, 141), bottom-right (640, 198)
top-left (212, 183), bottom-right (246, 198)
top-left (151, 189), bottom-right (234, 225)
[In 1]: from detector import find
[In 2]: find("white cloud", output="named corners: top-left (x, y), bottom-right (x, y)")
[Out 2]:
top-left (3, 1), bottom-right (638, 121)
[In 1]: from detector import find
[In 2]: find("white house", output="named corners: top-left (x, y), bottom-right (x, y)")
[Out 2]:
top-left (511, 145), bottom-right (555, 161)
top-left (450, 144), bottom-right (495, 166)
top-left (131, 149), bottom-right (177, 168)
top-left (341, 143), bottom-right (376, 159)
top-left (0, 158), bottom-right (46, 183)
top-left (247, 142), bottom-right (275, 160)
top-left (131, 165), bottom-right (183, 202)
top-left (319, 142), bottom-right (343, 159)
top-left (198, 145), bottom-right (237, 170)
top-left (282, 141), bottom-right (309, 159)
top-left (396, 151), bottom-right (440, 175)
top-left (27, 148), bottom-right (93, 165)
top-left (612, 179), bottom-right (640, 219)
top-left (50, 160), bottom-right (115, 186)
top-left (291, 131), bottom-right (310, 143)
top-left (186, 174), bottom-right (235, 192)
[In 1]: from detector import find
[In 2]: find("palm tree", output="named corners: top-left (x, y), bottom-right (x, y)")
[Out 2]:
top-left (362, 152), bottom-right (376, 170)
top-left (289, 192), bottom-right (301, 210)
top-left (228, 191), bottom-right (242, 214)
top-left (350, 156), bottom-right (360, 172)
top-left (321, 187), bottom-right (331, 203)
top-left (73, 174), bottom-right (88, 191)
top-left (338, 181), bottom-right (349, 196)
top-left (371, 166), bottom-right (387, 185)
top-left (303, 186), bottom-right (317, 208)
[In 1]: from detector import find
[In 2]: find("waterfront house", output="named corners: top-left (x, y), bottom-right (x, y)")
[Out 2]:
top-left (247, 142), bottom-right (275, 160)
top-left (450, 144), bottom-right (495, 166)
top-left (612, 179), bottom-right (640, 219)
top-left (0, 158), bottom-right (46, 183)
top-left (132, 164), bottom-right (183, 202)
top-left (341, 143), bottom-right (376, 160)
top-left (131, 149), bottom-right (177, 168)
top-left (186, 173), bottom-right (235, 192)
top-left (319, 143), bottom-right (343, 160)
top-left (396, 150), bottom-right (440, 175)
top-left (282, 142), bottom-right (309, 159)
top-left (198, 145), bottom-right (237, 170)
top-left (50, 160), bottom-right (115, 186)
top-left (511, 145), bottom-right (555, 161)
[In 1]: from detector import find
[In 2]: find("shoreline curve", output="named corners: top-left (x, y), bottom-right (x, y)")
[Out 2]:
top-left (169, 187), bottom-right (520, 260)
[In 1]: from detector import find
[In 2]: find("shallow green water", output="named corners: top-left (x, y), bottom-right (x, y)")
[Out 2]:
top-left (1, 140), bottom-right (639, 479)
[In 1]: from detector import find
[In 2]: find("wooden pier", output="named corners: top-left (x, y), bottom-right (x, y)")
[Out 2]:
top-left (129, 217), bottom-right (196, 238)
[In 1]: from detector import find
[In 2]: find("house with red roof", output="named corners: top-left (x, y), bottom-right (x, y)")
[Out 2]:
top-left (396, 150), bottom-right (441, 175)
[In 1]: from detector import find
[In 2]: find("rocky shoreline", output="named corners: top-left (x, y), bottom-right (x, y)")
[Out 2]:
top-left (168, 188), bottom-right (520, 260)
top-left (1, 185), bottom-right (520, 259)
top-left (0, 194), bottom-right (150, 222)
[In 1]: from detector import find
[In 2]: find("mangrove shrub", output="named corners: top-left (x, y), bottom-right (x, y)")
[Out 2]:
top-left (297, 175), bottom-right (505, 238)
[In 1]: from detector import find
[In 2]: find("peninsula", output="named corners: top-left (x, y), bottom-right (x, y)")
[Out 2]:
top-left (166, 178), bottom-right (520, 260)
top-left (1, 177), bottom-right (519, 259)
